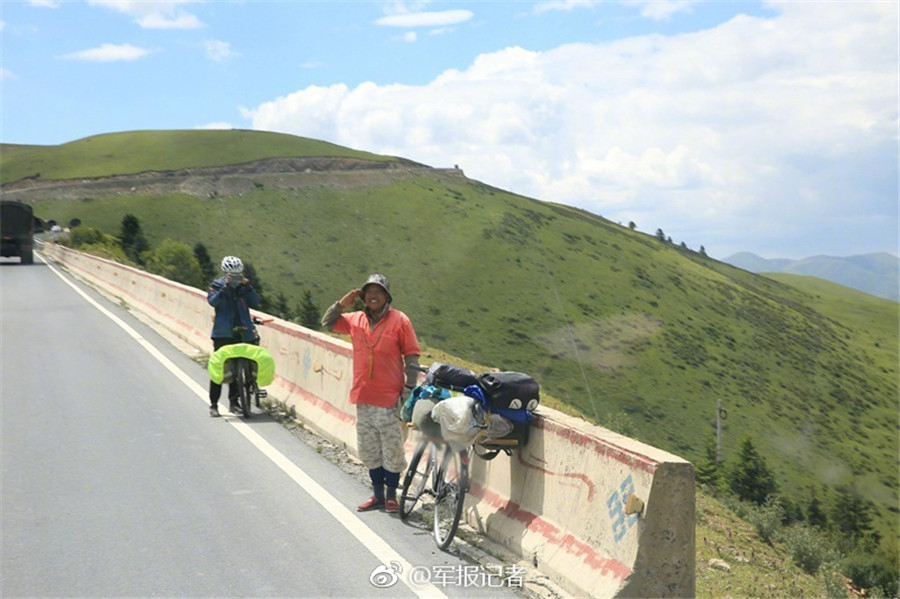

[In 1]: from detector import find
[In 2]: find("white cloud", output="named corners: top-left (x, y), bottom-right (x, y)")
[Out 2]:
top-left (60, 43), bottom-right (149, 62)
top-left (533, 0), bottom-right (698, 19)
top-left (197, 122), bottom-right (233, 130)
top-left (89, 0), bottom-right (205, 29)
top-left (533, 0), bottom-right (601, 14)
top-left (0, 68), bottom-right (14, 81)
top-left (204, 39), bottom-right (239, 62)
top-left (29, 0), bottom-right (61, 7)
top-left (622, 0), bottom-right (700, 20)
top-left (375, 10), bottom-right (473, 28)
top-left (248, 2), bottom-right (898, 258)
top-left (137, 12), bottom-right (204, 29)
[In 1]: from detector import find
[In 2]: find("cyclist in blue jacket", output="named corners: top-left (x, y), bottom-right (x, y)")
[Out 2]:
top-left (207, 255), bottom-right (261, 417)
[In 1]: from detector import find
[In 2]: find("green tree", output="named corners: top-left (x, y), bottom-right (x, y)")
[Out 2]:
top-left (62, 226), bottom-right (128, 261)
top-left (68, 226), bottom-right (106, 247)
top-left (119, 214), bottom-right (149, 265)
top-left (831, 486), bottom-right (876, 549)
top-left (806, 488), bottom-right (828, 529)
top-left (695, 434), bottom-right (721, 488)
top-left (193, 242), bottom-right (216, 283)
top-left (297, 290), bottom-right (321, 330)
top-left (144, 239), bottom-right (204, 288)
top-left (727, 437), bottom-right (778, 505)
top-left (271, 292), bottom-right (293, 320)
top-left (242, 262), bottom-right (269, 311)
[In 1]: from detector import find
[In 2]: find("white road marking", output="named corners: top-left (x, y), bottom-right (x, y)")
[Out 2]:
top-left (41, 254), bottom-right (447, 599)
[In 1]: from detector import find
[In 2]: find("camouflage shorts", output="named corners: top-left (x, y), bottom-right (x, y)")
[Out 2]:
top-left (356, 403), bottom-right (407, 473)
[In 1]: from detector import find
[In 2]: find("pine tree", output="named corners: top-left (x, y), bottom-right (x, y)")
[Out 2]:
top-left (193, 243), bottom-right (216, 283)
top-left (695, 434), bottom-right (721, 488)
top-left (831, 486), bottom-right (875, 548)
top-left (273, 292), bottom-right (292, 320)
top-left (242, 262), bottom-right (269, 312)
top-left (297, 290), bottom-right (321, 330)
top-left (727, 437), bottom-right (778, 505)
top-left (119, 214), bottom-right (148, 265)
top-left (806, 488), bottom-right (828, 529)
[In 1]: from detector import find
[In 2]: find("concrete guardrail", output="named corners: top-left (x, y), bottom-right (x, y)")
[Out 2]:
top-left (42, 243), bottom-right (695, 598)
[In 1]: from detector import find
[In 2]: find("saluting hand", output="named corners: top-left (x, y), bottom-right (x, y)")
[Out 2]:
top-left (339, 288), bottom-right (362, 308)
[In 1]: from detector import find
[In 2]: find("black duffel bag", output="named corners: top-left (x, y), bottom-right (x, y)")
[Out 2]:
top-left (478, 371), bottom-right (540, 411)
top-left (425, 362), bottom-right (481, 392)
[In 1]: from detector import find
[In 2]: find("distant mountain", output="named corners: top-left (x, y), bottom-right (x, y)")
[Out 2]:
top-left (724, 251), bottom-right (899, 301)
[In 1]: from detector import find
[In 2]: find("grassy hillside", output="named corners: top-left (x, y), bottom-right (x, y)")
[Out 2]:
top-left (11, 130), bottom-right (898, 551)
top-left (0, 129), bottom-right (396, 183)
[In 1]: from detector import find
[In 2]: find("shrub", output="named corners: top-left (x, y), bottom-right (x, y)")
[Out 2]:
top-left (779, 524), bottom-right (840, 575)
top-left (66, 226), bottom-right (107, 248)
top-left (841, 551), bottom-right (899, 599)
top-left (144, 239), bottom-right (204, 289)
top-left (745, 495), bottom-right (785, 544)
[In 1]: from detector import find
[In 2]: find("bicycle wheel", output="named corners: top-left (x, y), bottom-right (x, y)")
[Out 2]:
top-left (238, 360), bottom-right (252, 418)
top-left (433, 446), bottom-right (468, 550)
top-left (399, 440), bottom-right (433, 521)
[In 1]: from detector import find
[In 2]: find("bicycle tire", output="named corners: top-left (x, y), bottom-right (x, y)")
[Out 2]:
top-left (238, 360), bottom-right (252, 418)
top-left (399, 440), bottom-right (433, 521)
top-left (433, 446), bottom-right (467, 550)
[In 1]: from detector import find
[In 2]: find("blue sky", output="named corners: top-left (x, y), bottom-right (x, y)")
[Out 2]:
top-left (1, 1), bottom-right (897, 260)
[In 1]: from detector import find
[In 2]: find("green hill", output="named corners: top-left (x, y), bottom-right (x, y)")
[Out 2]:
top-left (0, 129), bottom-right (397, 183)
top-left (4, 130), bottom-right (897, 556)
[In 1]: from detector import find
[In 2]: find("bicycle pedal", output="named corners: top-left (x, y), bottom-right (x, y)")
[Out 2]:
top-left (257, 389), bottom-right (268, 400)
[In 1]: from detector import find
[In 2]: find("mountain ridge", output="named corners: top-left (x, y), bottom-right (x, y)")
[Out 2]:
top-left (724, 251), bottom-right (899, 301)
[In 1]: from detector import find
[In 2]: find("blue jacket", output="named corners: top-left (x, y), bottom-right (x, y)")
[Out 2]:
top-left (208, 276), bottom-right (261, 342)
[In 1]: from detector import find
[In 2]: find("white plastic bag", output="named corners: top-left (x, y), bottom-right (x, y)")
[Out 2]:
top-left (431, 396), bottom-right (478, 450)
top-left (431, 396), bottom-right (475, 434)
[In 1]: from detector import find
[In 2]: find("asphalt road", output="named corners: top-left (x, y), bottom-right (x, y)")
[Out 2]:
top-left (0, 254), bottom-right (523, 598)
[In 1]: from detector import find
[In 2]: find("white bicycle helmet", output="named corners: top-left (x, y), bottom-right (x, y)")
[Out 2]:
top-left (221, 255), bottom-right (244, 273)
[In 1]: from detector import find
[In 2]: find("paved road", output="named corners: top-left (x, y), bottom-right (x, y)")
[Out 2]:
top-left (0, 255), bottom-right (523, 598)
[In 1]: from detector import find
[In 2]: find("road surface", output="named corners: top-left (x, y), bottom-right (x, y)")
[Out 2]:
top-left (1, 254), bottom-right (523, 598)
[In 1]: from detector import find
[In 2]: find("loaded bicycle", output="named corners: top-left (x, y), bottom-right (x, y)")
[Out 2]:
top-left (398, 362), bottom-right (539, 549)
top-left (399, 435), bottom-right (468, 549)
top-left (207, 317), bottom-right (276, 419)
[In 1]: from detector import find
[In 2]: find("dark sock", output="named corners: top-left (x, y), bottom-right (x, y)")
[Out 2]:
top-left (369, 467), bottom-right (386, 501)
top-left (384, 470), bottom-right (400, 499)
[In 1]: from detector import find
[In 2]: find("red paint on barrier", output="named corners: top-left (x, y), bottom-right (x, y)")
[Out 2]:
top-left (533, 417), bottom-right (658, 474)
top-left (470, 481), bottom-right (632, 580)
top-left (273, 377), bottom-right (356, 425)
top-left (516, 451), bottom-right (596, 501)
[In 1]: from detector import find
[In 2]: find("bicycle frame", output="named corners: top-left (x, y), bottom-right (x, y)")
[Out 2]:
top-left (229, 356), bottom-right (266, 418)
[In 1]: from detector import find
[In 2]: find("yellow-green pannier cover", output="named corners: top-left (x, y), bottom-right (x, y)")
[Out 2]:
top-left (207, 343), bottom-right (275, 386)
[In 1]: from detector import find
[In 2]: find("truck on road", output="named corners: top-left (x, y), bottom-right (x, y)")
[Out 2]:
top-left (1, 200), bottom-right (35, 264)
